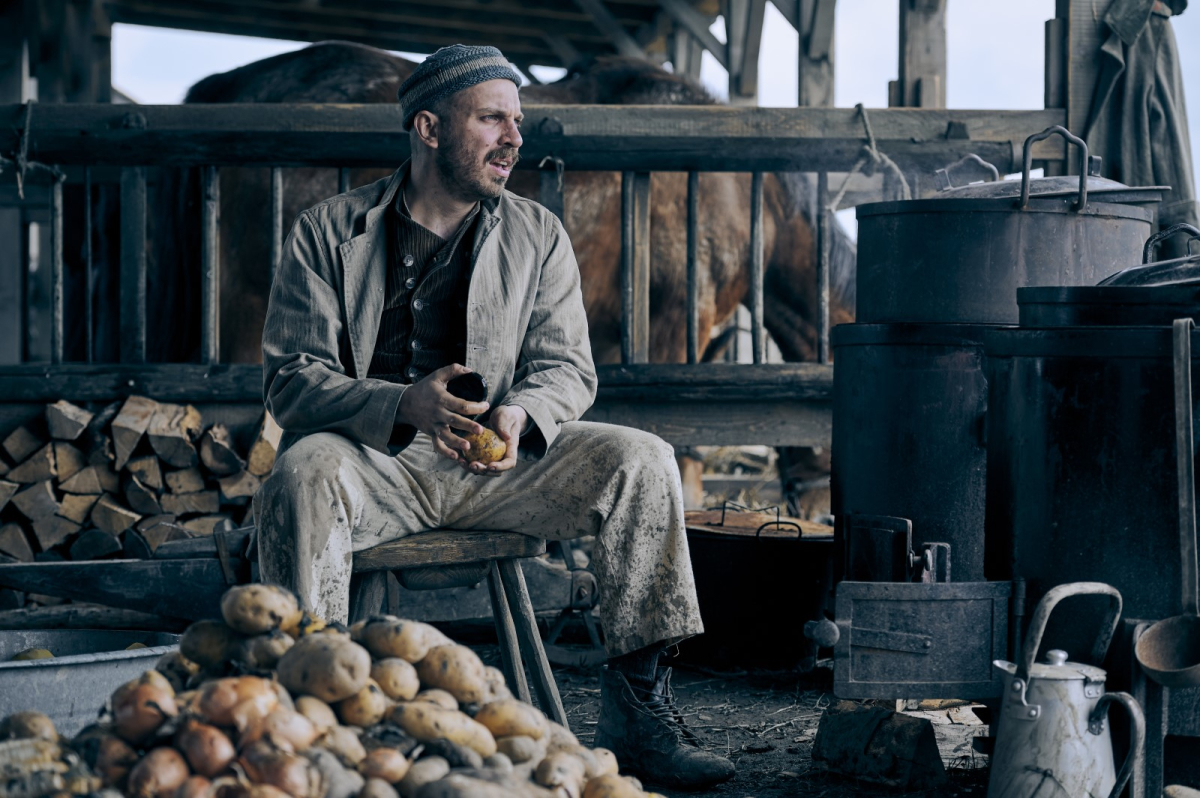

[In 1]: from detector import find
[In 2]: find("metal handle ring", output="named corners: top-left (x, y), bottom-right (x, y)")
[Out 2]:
top-left (1144, 223), bottom-right (1200, 264)
top-left (1019, 125), bottom-right (1089, 211)
top-left (935, 153), bottom-right (1001, 190)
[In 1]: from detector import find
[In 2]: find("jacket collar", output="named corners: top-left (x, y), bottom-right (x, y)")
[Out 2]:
top-left (337, 161), bottom-right (505, 378)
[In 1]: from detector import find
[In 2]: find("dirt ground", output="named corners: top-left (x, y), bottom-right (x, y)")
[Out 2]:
top-left (456, 628), bottom-right (991, 798)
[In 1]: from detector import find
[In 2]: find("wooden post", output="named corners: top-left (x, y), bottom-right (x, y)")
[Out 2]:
top-left (119, 167), bottom-right (147, 364)
top-left (726, 0), bottom-right (767, 106)
top-left (620, 171), bottom-right (651, 365)
top-left (0, 2), bottom-right (27, 365)
top-left (889, 0), bottom-right (946, 109)
top-left (1063, 0), bottom-right (1105, 172)
top-left (796, 0), bottom-right (837, 108)
top-left (200, 166), bottom-right (220, 365)
top-left (686, 171), bottom-right (700, 364)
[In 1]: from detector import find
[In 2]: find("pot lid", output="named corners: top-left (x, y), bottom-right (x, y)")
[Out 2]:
top-left (935, 173), bottom-right (1167, 205)
top-left (995, 649), bottom-right (1108, 682)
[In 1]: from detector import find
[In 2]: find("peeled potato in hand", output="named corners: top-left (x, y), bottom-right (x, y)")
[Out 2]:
top-left (456, 428), bottom-right (506, 465)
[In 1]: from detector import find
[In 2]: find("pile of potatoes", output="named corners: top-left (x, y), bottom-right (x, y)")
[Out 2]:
top-left (0, 585), bottom-right (659, 798)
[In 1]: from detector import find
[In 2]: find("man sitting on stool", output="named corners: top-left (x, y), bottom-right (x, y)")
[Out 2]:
top-left (254, 44), bottom-right (734, 790)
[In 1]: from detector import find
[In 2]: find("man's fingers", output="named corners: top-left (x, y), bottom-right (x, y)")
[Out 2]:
top-left (431, 433), bottom-right (462, 461)
top-left (432, 363), bottom-right (472, 384)
top-left (437, 425), bottom-right (473, 452)
top-left (445, 397), bottom-right (489, 417)
top-left (443, 414), bottom-right (484, 436)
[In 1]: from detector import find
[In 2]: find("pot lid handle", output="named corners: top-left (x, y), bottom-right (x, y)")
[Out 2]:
top-left (935, 153), bottom-right (1000, 190)
top-left (1144, 223), bottom-right (1200, 263)
top-left (1016, 582), bottom-right (1123, 684)
top-left (1018, 125), bottom-right (1090, 211)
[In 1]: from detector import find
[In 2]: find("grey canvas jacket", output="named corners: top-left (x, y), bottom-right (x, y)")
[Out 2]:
top-left (262, 164), bottom-right (598, 458)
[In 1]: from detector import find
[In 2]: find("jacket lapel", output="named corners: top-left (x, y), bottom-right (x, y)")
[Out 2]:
top-left (339, 166), bottom-right (404, 378)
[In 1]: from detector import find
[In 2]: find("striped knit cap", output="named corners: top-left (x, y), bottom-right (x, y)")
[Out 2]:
top-left (397, 45), bottom-right (522, 130)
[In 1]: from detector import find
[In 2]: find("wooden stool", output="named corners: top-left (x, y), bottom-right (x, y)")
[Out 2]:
top-left (348, 529), bottom-right (568, 727)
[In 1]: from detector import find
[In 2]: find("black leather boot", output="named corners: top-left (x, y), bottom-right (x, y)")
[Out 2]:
top-left (594, 666), bottom-right (735, 791)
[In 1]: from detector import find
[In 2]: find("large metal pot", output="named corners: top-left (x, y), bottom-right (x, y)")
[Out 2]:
top-left (855, 127), bottom-right (1163, 324)
top-left (832, 323), bottom-right (996, 582)
top-left (984, 326), bottom-right (1200, 639)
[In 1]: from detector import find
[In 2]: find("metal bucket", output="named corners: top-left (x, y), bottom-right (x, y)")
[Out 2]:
top-left (0, 630), bottom-right (178, 736)
top-left (832, 323), bottom-right (997, 581)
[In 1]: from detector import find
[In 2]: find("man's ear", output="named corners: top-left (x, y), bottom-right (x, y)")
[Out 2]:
top-left (412, 110), bottom-right (440, 149)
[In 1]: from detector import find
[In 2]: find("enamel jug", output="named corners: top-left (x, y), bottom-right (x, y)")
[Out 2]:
top-left (987, 582), bottom-right (1144, 798)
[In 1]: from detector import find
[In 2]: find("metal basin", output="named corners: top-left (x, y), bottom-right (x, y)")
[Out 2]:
top-left (0, 630), bottom-right (178, 736)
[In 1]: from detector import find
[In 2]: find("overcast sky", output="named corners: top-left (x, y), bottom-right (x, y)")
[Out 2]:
top-left (112, 1), bottom-right (1199, 205)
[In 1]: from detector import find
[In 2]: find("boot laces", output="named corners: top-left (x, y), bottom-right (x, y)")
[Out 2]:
top-left (630, 680), bottom-right (702, 746)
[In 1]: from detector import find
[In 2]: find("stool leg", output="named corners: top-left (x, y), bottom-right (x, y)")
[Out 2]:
top-left (488, 561), bottom-right (531, 704)
top-left (497, 558), bottom-right (568, 728)
top-left (348, 571), bottom-right (388, 623)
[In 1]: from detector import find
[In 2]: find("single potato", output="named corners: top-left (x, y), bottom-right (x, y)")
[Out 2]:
top-left (457, 428), bottom-right (506, 465)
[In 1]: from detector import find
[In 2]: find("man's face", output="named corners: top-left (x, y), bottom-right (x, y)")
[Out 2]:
top-left (435, 79), bottom-right (523, 202)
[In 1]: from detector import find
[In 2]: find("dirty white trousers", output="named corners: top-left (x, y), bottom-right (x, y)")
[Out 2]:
top-left (253, 421), bottom-right (704, 657)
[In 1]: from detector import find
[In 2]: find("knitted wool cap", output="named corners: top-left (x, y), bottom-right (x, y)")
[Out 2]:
top-left (397, 44), bottom-right (522, 130)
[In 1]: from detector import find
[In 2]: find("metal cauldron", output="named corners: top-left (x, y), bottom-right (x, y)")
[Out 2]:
top-left (855, 126), bottom-right (1163, 324)
top-left (831, 323), bottom-right (996, 581)
top-left (984, 325), bottom-right (1200, 645)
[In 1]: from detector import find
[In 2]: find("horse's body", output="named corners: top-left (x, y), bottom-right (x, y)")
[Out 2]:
top-left (149, 41), bottom-right (855, 508)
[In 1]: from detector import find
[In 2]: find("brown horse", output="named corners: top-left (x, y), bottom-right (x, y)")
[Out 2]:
top-left (148, 42), bottom-right (855, 508)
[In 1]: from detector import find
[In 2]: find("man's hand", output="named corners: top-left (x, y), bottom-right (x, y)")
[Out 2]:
top-left (477, 405), bottom-right (526, 476)
top-left (396, 364), bottom-right (489, 463)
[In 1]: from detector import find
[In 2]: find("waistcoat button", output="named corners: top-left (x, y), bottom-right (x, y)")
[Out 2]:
top-left (411, 340), bottom-right (422, 351)
top-left (413, 299), bottom-right (424, 311)
top-left (404, 277), bottom-right (417, 289)
top-left (403, 254), bottom-right (415, 267)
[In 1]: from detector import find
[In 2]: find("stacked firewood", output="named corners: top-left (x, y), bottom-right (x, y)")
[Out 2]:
top-left (0, 398), bottom-right (280, 606)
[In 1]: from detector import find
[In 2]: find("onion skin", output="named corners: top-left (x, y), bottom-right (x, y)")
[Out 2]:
top-left (127, 747), bottom-right (191, 798)
top-left (293, 697), bottom-right (337, 735)
top-left (239, 707), bottom-right (319, 753)
top-left (195, 677), bottom-right (278, 727)
top-left (113, 683), bottom-right (178, 745)
top-left (238, 740), bottom-right (318, 798)
top-left (93, 733), bottom-right (140, 787)
top-left (174, 775), bottom-right (212, 798)
top-left (359, 748), bottom-right (410, 784)
top-left (177, 719), bottom-right (235, 779)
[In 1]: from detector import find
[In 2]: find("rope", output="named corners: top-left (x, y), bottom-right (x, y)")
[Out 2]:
top-left (538, 155), bottom-right (566, 192)
top-left (0, 102), bottom-right (64, 199)
top-left (827, 103), bottom-right (912, 214)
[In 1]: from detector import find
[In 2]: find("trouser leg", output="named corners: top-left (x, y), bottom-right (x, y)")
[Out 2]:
top-left (252, 431), bottom-right (440, 623)
top-left (445, 421), bottom-right (703, 657)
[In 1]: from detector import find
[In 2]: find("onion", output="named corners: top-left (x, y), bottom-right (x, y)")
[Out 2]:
top-left (229, 691), bottom-right (279, 731)
top-left (127, 747), bottom-right (191, 798)
top-left (238, 741), bottom-right (318, 798)
top-left (92, 733), bottom-right (140, 787)
top-left (174, 775), bottom-right (212, 798)
top-left (358, 748), bottom-right (409, 784)
top-left (196, 677), bottom-right (278, 727)
top-left (177, 719), bottom-right (236, 779)
top-left (293, 697), bottom-right (337, 736)
top-left (113, 683), bottom-right (179, 745)
top-left (239, 707), bottom-right (319, 753)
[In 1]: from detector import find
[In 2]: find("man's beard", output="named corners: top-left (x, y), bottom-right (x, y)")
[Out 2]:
top-left (435, 135), bottom-right (520, 202)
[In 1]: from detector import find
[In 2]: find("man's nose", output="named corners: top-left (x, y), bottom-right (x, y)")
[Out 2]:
top-left (504, 119), bottom-right (523, 149)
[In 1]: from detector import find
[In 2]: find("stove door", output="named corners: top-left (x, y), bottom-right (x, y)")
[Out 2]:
top-left (834, 581), bottom-right (1012, 699)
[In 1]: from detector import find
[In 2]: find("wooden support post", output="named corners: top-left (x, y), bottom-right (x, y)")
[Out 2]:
top-left (816, 171), bottom-right (831, 364)
top-left (659, 0), bottom-right (727, 69)
top-left (119, 166), bottom-right (147, 364)
top-left (269, 167), bottom-right (282, 281)
top-left (1064, 0), bottom-right (1103, 169)
top-left (794, 0), bottom-right (837, 108)
top-left (620, 171), bottom-right (651, 365)
top-left (84, 167), bottom-right (93, 363)
top-left (0, 3), bottom-right (27, 365)
top-left (686, 171), bottom-right (700, 365)
top-left (749, 171), bottom-right (765, 364)
top-left (200, 166), bottom-right (220, 365)
top-left (50, 176), bottom-right (63, 364)
top-left (572, 0), bottom-right (647, 60)
top-left (543, 34), bottom-right (583, 69)
top-left (725, 0), bottom-right (767, 105)
top-left (889, 0), bottom-right (946, 109)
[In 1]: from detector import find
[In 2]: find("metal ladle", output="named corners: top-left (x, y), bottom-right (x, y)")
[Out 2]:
top-left (1134, 317), bottom-right (1200, 687)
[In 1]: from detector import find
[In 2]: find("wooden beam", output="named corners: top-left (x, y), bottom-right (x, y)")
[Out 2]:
top-left (1064, 0), bottom-right (1105, 162)
top-left (543, 34), bottom-right (584, 68)
top-left (572, 0), bottom-right (648, 59)
top-left (729, 0), bottom-right (766, 102)
top-left (658, 0), bottom-right (727, 69)
top-left (1, 103), bottom-right (1068, 173)
top-left (890, 0), bottom-right (946, 108)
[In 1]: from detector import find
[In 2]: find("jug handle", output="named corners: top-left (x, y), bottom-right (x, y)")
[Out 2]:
top-left (1017, 582), bottom-right (1123, 684)
top-left (1088, 691), bottom-right (1144, 798)
top-left (1018, 125), bottom-right (1090, 211)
